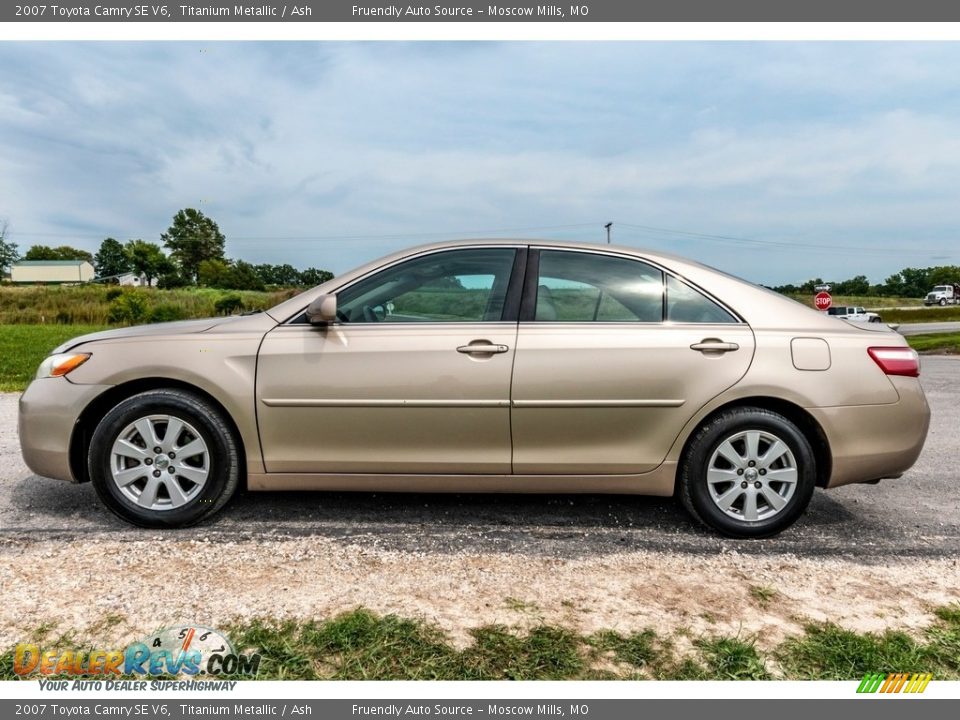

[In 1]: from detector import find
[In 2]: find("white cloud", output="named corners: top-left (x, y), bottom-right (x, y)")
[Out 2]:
top-left (1, 42), bottom-right (959, 284)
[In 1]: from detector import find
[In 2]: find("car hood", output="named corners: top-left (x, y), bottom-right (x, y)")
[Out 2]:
top-left (53, 316), bottom-right (242, 353)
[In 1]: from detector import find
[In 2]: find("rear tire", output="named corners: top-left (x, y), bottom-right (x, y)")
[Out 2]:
top-left (88, 389), bottom-right (240, 528)
top-left (679, 407), bottom-right (816, 538)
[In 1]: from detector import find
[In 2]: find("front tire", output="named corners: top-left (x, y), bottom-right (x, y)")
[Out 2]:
top-left (679, 407), bottom-right (816, 538)
top-left (88, 389), bottom-right (240, 528)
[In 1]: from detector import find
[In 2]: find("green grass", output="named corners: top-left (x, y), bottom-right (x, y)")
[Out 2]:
top-left (0, 324), bottom-right (109, 391)
top-left (880, 306), bottom-right (960, 324)
top-left (0, 285), bottom-right (298, 326)
top-left (748, 585), bottom-right (778, 607)
top-left (3, 605), bottom-right (958, 681)
top-left (907, 332), bottom-right (960, 354)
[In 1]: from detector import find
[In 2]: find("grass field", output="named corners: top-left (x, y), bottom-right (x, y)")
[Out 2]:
top-left (0, 324), bottom-right (109, 392)
top-left (1, 605), bottom-right (958, 680)
top-left (882, 306), bottom-right (960, 324)
top-left (907, 332), bottom-right (960, 354)
top-left (0, 285), bottom-right (297, 326)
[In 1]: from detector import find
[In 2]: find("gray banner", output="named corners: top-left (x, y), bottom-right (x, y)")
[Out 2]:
top-left (1, 699), bottom-right (959, 719)
top-left (5, 0), bottom-right (960, 22)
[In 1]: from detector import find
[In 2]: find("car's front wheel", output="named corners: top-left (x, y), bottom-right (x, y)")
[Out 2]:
top-left (679, 407), bottom-right (816, 538)
top-left (88, 389), bottom-right (240, 528)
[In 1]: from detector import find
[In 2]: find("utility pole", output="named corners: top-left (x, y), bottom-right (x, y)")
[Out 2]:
top-left (604, 222), bottom-right (612, 244)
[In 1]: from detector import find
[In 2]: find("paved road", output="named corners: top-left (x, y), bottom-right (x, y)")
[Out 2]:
top-left (898, 321), bottom-right (960, 336)
top-left (2, 357), bottom-right (958, 560)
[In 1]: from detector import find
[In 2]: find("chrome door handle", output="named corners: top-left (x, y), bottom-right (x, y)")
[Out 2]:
top-left (690, 340), bottom-right (740, 353)
top-left (457, 342), bottom-right (509, 355)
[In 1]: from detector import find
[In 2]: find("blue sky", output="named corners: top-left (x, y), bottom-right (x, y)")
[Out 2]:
top-left (1, 42), bottom-right (959, 285)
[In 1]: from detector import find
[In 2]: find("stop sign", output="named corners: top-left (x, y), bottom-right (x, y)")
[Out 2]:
top-left (814, 291), bottom-right (832, 311)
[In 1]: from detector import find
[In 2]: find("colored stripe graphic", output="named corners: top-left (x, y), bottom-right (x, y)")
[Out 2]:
top-left (857, 672), bottom-right (932, 694)
top-left (856, 673), bottom-right (885, 693)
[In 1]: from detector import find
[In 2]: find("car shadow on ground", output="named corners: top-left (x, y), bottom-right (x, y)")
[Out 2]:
top-left (8, 472), bottom-right (914, 560)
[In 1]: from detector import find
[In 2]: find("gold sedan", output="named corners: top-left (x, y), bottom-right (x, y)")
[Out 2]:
top-left (19, 240), bottom-right (930, 537)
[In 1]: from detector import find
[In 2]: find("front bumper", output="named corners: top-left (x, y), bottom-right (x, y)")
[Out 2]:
top-left (810, 376), bottom-right (931, 488)
top-left (19, 378), bottom-right (112, 483)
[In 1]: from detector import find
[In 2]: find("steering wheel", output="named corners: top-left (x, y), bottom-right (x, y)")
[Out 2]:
top-left (362, 304), bottom-right (380, 323)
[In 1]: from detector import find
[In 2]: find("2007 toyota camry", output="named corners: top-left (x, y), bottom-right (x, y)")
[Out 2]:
top-left (18, 240), bottom-right (930, 537)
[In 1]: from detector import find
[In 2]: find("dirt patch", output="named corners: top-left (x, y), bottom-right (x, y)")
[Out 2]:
top-left (2, 536), bottom-right (957, 649)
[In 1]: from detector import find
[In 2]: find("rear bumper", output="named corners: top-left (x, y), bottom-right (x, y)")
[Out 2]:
top-left (19, 378), bottom-right (111, 483)
top-left (810, 376), bottom-right (930, 488)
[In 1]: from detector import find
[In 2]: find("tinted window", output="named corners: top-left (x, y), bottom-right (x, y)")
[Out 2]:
top-left (535, 251), bottom-right (663, 322)
top-left (337, 248), bottom-right (517, 323)
top-left (665, 275), bottom-right (737, 323)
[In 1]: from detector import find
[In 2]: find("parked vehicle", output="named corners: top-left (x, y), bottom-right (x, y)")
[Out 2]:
top-left (19, 240), bottom-right (930, 537)
top-left (827, 306), bottom-right (883, 323)
top-left (924, 283), bottom-right (960, 306)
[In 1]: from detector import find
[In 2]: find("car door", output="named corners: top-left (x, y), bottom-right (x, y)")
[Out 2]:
top-left (256, 246), bottom-right (524, 474)
top-left (510, 248), bottom-right (755, 474)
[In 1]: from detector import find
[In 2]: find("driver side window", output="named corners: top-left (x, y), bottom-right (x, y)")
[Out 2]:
top-left (336, 248), bottom-right (518, 323)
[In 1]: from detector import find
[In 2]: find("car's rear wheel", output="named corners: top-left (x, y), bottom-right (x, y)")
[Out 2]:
top-left (88, 389), bottom-right (240, 528)
top-left (679, 407), bottom-right (816, 538)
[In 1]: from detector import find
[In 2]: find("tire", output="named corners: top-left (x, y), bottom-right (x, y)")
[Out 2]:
top-left (88, 389), bottom-right (240, 528)
top-left (940, 298), bottom-right (947, 306)
top-left (679, 407), bottom-right (816, 538)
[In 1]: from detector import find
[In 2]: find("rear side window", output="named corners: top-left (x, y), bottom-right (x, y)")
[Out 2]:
top-left (665, 275), bottom-right (737, 324)
top-left (534, 250), bottom-right (663, 322)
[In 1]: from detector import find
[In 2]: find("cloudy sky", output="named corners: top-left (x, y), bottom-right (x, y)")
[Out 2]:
top-left (2, 42), bottom-right (960, 284)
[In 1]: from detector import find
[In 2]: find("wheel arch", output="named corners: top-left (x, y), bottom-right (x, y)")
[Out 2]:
top-left (70, 378), bottom-right (247, 486)
top-left (675, 396), bottom-right (833, 490)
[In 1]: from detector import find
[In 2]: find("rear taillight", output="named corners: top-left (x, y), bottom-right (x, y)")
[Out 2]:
top-left (868, 347), bottom-right (920, 377)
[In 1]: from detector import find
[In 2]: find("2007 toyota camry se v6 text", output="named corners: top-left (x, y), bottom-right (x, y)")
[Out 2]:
top-left (18, 240), bottom-right (931, 537)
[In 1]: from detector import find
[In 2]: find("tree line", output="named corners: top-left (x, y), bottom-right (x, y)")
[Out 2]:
top-left (0, 209), bottom-right (333, 291)
top-left (771, 266), bottom-right (960, 298)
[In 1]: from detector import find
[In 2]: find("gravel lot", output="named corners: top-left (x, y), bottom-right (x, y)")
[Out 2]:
top-left (2, 357), bottom-right (959, 648)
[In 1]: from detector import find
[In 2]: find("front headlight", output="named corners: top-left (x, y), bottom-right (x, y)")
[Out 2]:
top-left (36, 353), bottom-right (91, 379)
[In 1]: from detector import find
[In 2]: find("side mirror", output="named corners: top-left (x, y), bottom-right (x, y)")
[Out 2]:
top-left (305, 294), bottom-right (337, 325)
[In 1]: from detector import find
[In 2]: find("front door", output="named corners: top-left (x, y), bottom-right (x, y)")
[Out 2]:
top-left (510, 248), bottom-right (755, 474)
top-left (256, 246), bottom-right (522, 474)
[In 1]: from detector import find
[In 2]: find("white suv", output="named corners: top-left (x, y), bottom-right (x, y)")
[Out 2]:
top-left (827, 306), bottom-right (883, 323)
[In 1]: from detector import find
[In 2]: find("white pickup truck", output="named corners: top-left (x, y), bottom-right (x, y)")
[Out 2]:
top-left (827, 305), bottom-right (883, 323)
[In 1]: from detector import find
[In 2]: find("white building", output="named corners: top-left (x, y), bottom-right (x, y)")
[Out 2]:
top-left (10, 260), bottom-right (95, 284)
top-left (112, 272), bottom-right (157, 287)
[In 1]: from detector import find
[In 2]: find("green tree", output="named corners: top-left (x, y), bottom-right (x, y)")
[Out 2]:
top-left (93, 237), bottom-right (131, 278)
top-left (0, 221), bottom-right (19, 276)
top-left (197, 258), bottom-right (231, 288)
top-left (298, 267), bottom-right (334, 287)
top-left (126, 239), bottom-right (172, 286)
top-left (227, 260), bottom-right (266, 291)
top-left (199, 258), bottom-right (265, 291)
top-left (24, 244), bottom-right (94, 263)
top-left (162, 208), bottom-right (226, 283)
top-left (833, 275), bottom-right (870, 296)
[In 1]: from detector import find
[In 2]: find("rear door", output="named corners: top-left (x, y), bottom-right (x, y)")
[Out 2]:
top-left (510, 248), bottom-right (755, 474)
